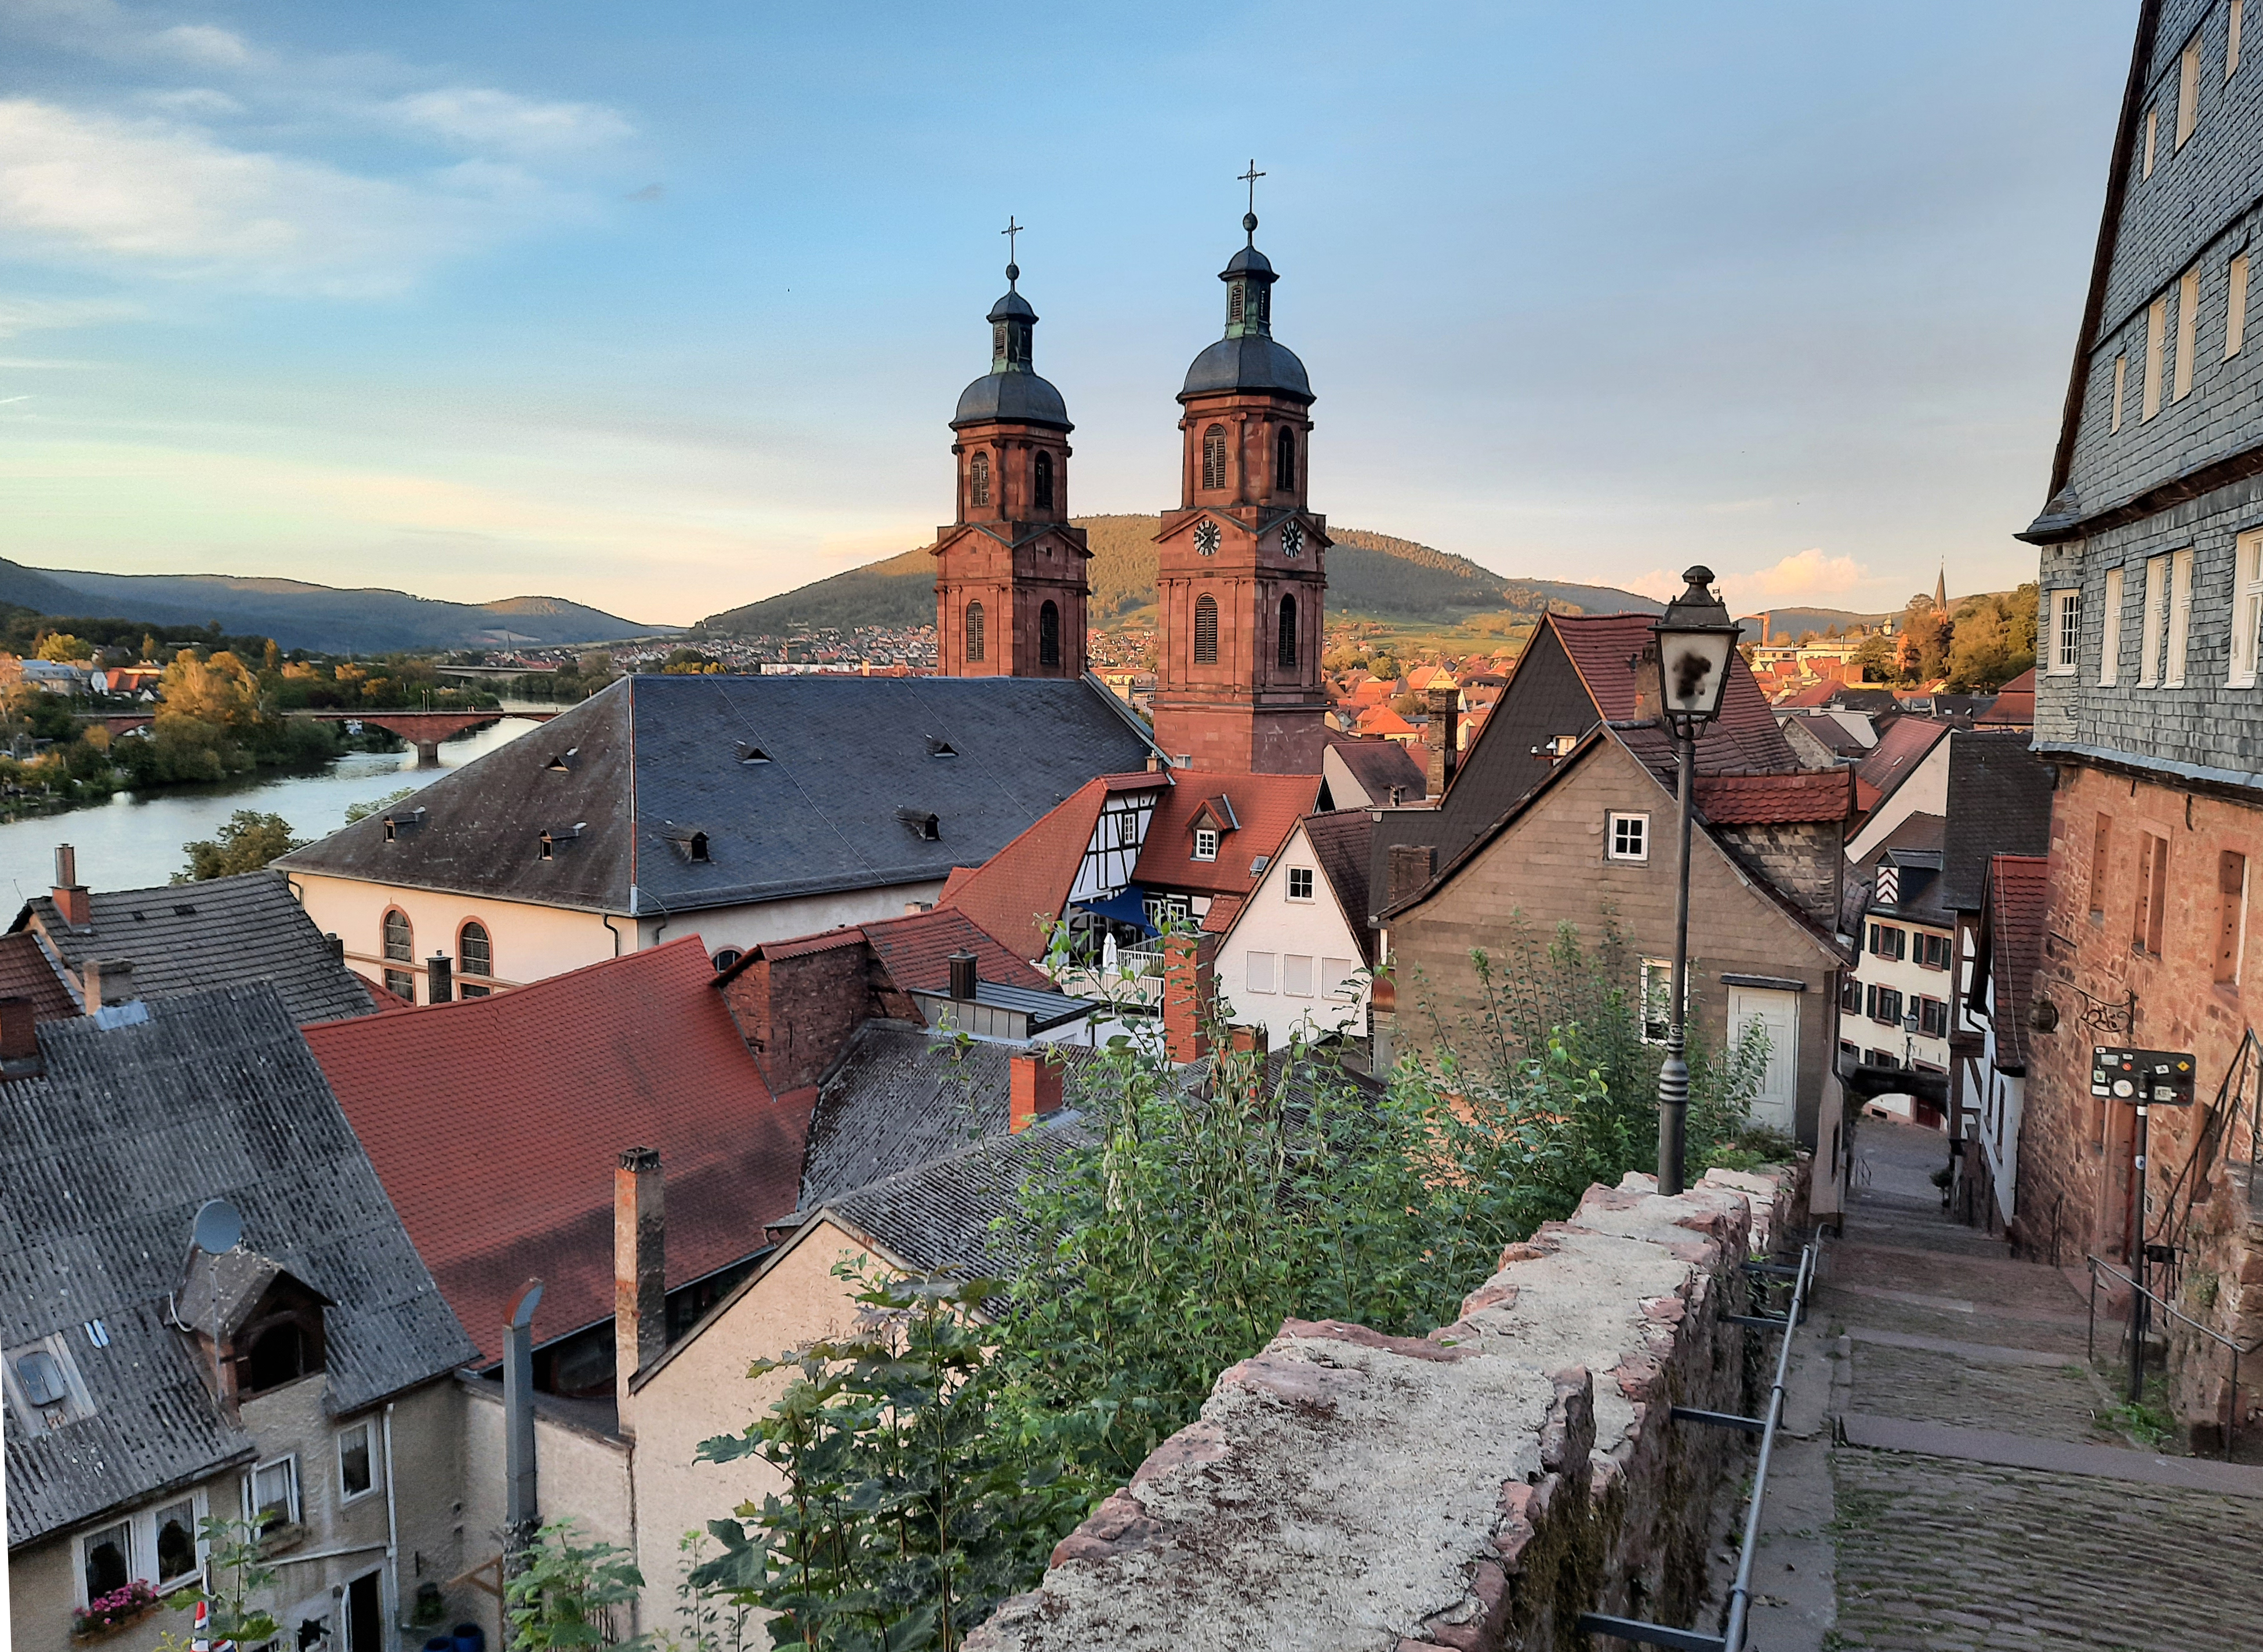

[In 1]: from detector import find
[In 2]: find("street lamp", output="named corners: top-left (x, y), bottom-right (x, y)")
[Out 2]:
top-left (1650, 566), bottom-right (1741, 1195)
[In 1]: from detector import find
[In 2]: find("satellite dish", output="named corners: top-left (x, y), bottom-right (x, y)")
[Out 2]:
top-left (190, 1198), bottom-right (242, 1256)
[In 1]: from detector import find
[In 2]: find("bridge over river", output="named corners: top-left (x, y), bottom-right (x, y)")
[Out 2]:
top-left (82, 708), bottom-right (558, 766)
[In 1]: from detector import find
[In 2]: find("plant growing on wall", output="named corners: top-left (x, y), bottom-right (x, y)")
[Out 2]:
top-left (157, 1515), bottom-right (279, 1652)
top-left (504, 1520), bottom-right (646, 1652)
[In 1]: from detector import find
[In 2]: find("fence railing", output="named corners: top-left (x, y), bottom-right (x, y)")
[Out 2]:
top-left (2086, 1253), bottom-right (2262, 1460)
top-left (1577, 1237), bottom-right (1818, 1652)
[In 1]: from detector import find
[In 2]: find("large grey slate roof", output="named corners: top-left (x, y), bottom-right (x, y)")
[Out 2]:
top-left (275, 674), bottom-right (1158, 916)
top-left (2, 987), bottom-right (474, 1548)
top-left (1939, 732), bottom-right (2055, 914)
top-left (825, 1122), bottom-right (1095, 1279)
top-left (13, 869), bottom-right (376, 1027)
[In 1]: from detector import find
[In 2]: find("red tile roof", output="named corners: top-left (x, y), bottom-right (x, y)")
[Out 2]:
top-left (1135, 772), bottom-right (1325, 898)
top-left (936, 772), bottom-right (1161, 961)
top-left (1550, 612), bottom-right (1803, 776)
top-left (1354, 706), bottom-right (1416, 737)
top-left (1694, 769), bottom-right (1855, 824)
top-left (1984, 854), bottom-right (2050, 1068)
top-left (858, 907), bottom-right (1055, 992)
top-left (0, 931), bottom-right (77, 1022)
top-left (1200, 893), bottom-right (1244, 934)
top-left (303, 937), bottom-right (811, 1362)
top-left (1977, 667), bottom-right (2036, 727)
top-left (1772, 679), bottom-right (1839, 709)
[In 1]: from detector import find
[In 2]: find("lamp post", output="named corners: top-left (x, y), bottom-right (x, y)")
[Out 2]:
top-left (1650, 566), bottom-right (1741, 1195)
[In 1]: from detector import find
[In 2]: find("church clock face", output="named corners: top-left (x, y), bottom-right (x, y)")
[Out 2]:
top-left (1194, 519), bottom-right (1221, 557)
top-left (1280, 521), bottom-right (1304, 559)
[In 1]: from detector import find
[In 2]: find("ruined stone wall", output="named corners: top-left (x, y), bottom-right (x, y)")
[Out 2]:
top-left (967, 1162), bottom-right (1805, 1652)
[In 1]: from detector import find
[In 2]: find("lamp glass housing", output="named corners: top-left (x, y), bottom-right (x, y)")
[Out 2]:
top-left (1651, 567), bottom-right (1739, 723)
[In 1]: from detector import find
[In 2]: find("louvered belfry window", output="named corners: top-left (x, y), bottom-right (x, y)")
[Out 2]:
top-left (1276, 424), bottom-right (1296, 490)
top-left (965, 601), bottom-right (986, 663)
top-left (1194, 595), bottom-right (1219, 664)
top-left (1201, 425), bottom-right (1227, 491)
top-left (1034, 449), bottom-right (1054, 512)
top-left (1277, 595), bottom-right (1298, 669)
top-left (969, 452), bottom-right (991, 508)
top-left (1040, 600), bottom-right (1061, 667)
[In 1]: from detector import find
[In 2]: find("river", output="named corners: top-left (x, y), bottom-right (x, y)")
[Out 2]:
top-left (0, 711), bottom-right (552, 905)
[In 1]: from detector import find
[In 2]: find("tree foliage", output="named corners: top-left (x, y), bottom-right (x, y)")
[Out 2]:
top-left (174, 810), bottom-right (306, 883)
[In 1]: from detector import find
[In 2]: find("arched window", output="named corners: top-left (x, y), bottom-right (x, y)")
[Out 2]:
top-left (969, 452), bottom-right (991, 508)
top-left (1033, 450), bottom-right (1054, 512)
top-left (1201, 425), bottom-right (1227, 492)
top-left (1276, 424), bottom-right (1296, 491)
top-left (965, 600), bottom-right (986, 663)
top-left (1277, 595), bottom-right (1298, 669)
top-left (711, 948), bottom-right (743, 972)
top-left (458, 922), bottom-right (492, 1000)
top-left (382, 909), bottom-right (414, 1002)
top-left (1194, 595), bottom-right (1219, 664)
top-left (1039, 600), bottom-right (1062, 667)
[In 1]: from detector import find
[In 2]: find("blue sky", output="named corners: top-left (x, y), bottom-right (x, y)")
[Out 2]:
top-left (0, 1), bottom-right (2134, 626)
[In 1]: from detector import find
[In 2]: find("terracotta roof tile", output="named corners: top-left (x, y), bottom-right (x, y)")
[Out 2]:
top-left (1135, 773), bottom-right (1324, 898)
top-left (0, 931), bottom-right (77, 1021)
top-left (937, 772), bottom-right (1166, 961)
top-left (858, 908), bottom-right (1055, 993)
top-left (1853, 716), bottom-right (1952, 816)
top-left (1693, 769), bottom-right (1855, 824)
top-left (303, 937), bottom-right (809, 1362)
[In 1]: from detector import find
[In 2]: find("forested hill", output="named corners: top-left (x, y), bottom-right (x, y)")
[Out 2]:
top-left (697, 516), bottom-right (1666, 635)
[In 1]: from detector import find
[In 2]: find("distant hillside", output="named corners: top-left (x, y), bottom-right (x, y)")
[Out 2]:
top-left (698, 517), bottom-right (1665, 635)
top-left (0, 559), bottom-right (667, 653)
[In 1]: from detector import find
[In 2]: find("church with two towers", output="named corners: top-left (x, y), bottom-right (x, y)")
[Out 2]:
top-left (929, 201), bottom-right (1333, 775)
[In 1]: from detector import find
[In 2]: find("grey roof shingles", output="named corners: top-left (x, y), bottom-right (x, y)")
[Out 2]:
top-left (1938, 733), bottom-right (2055, 914)
top-left (2, 986), bottom-right (474, 1548)
top-left (13, 869), bottom-right (376, 1027)
top-left (275, 674), bottom-right (1158, 916)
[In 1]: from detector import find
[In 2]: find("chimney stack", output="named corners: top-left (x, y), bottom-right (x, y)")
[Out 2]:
top-left (947, 950), bottom-right (978, 1002)
top-left (1423, 686), bottom-right (1460, 798)
top-left (1386, 843), bottom-right (1437, 908)
top-left (81, 958), bottom-right (135, 1007)
top-left (1630, 641), bottom-right (1663, 725)
top-left (1161, 931), bottom-right (1214, 1063)
top-left (1009, 1051), bottom-right (1065, 1133)
top-left (52, 845), bottom-right (89, 929)
top-left (0, 997), bottom-right (39, 1068)
top-left (614, 1148), bottom-right (665, 1414)
top-left (427, 952), bottom-right (452, 1004)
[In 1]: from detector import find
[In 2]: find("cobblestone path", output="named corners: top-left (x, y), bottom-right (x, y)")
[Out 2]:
top-left (1819, 1119), bottom-right (2263, 1651)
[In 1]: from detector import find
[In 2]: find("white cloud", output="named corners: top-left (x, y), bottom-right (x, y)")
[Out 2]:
top-left (0, 99), bottom-right (577, 296)
top-left (148, 22), bottom-right (256, 68)
top-left (0, 293), bottom-right (141, 337)
top-left (1749, 547), bottom-right (1867, 598)
top-left (137, 87), bottom-right (244, 115)
top-left (389, 86), bottom-right (632, 157)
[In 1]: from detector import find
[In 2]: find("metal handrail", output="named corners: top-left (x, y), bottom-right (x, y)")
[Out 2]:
top-left (2086, 1253), bottom-right (2263, 1460)
top-left (1578, 1237), bottom-right (1818, 1652)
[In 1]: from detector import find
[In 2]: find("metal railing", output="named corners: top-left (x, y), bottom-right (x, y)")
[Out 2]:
top-left (1577, 1238), bottom-right (1818, 1652)
top-left (2086, 1253), bottom-right (2262, 1461)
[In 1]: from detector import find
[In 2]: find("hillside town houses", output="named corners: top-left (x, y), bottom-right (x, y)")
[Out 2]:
top-left (21, 39), bottom-right (2263, 1646)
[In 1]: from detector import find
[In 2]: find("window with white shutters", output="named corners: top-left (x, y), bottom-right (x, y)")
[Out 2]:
top-left (2140, 555), bottom-right (2168, 686)
top-left (2101, 565), bottom-right (2125, 686)
top-left (2233, 531), bottom-right (2263, 688)
top-left (2166, 547), bottom-right (2195, 686)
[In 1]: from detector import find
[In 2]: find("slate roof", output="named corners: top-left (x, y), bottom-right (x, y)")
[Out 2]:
top-left (1135, 772), bottom-right (1324, 898)
top-left (1852, 717), bottom-right (1952, 820)
top-left (2, 987), bottom-right (473, 1548)
top-left (1782, 714), bottom-right (1870, 758)
top-left (274, 674), bottom-right (1158, 916)
top-left (823, 1121), bottom-right (1096, 1279)
top-left (0, 932), bottom-right (79, 1024)
top-left (303, 938), bottom-right (811, 1362)
top-left (936, 772), bottom-right (1162, 961)
top-left (1978, 855), bottom-right (2051, 1069)
top-left (12, 869), bottom-right (375, 1027)
top-left (1302, 810), bottom-right (1378, 965)
top-left (1320, 737), bottom-right (1425, 808)
top-left (1938, 732), bottom-right (2056, 914)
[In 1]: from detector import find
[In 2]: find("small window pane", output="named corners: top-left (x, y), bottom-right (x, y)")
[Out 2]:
top-left (382, 910), bottom-right (412, 963)
top-left (340, 1422), bottom-right (373, 1498)
top-left (83, 1520), bottom-right (131, 1601)
top-left (1193, 828), bottom-right (1219, 861)
top-left (154, 1500), bottom-right (198, 1587)
top-left (253, 1458), bottom-right (297, 1527)
top-left (1287, 867), bottom-right (1314, 900)
top-left (459, 923), bottom-right (492, 978)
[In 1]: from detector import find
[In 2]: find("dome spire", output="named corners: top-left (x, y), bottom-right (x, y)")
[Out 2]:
top-left (1238, 159), bottom-right (1265, 246)
top-left (951, 223), bottom-right (1070, 431)
top-left (1002, 214), bottom-right (1022, 290)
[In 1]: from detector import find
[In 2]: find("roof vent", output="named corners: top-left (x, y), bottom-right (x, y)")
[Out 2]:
top-left (381, 806), bottom-right (428, 843)
top-left (736, 741), bottom-right (772, 765)
top-left (546, 748), bottom-right (579, 772)
top-left (927, 736), bottom-right (958, 758)
top-left (662, 825), bottom-right (712, 863)
top-left (897, 807), bottom-right (942, 842)
top-left (538, 822), bottom-right (587, 861)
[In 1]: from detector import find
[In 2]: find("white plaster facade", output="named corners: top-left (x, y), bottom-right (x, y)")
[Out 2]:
top-left (1215, 819), bottom-right (1370, 1047)
top-left (1846, 738), bottom-right (1953, 864)
top-left (1846, 909), bottom-right (1956, 1126)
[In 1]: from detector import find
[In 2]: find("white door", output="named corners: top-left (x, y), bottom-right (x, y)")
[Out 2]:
top-left (1728, 987), bottom-right (1800, 1134)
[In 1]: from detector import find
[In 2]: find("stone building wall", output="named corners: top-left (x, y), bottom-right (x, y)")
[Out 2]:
top-left (967, 1162), bottom-right (1805, 1652)
top-left (1716, 819), bottom-right (1844, 933)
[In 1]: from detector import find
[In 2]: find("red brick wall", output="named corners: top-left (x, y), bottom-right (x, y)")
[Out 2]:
top-left (716, 943), bottom-right (920, 1093)
top-left (1161, 931), bottom-right (1215, 1063)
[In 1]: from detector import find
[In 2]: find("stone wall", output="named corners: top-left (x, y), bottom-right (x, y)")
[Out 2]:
top-left (967, 1161), bottom-right (1806, 1652)
top-left (1716, 819), bottom-right (1843, 934)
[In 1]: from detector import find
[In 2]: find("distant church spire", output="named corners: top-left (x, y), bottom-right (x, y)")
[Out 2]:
top-left (1934, 562), bottom-right (1947, 614)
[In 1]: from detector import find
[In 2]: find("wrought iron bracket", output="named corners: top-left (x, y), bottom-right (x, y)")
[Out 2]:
top-left (2069, 981), bottom-right (2137, 1037)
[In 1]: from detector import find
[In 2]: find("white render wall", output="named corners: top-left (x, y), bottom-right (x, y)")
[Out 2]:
top-left (1215, 826), bottom-right (1370, 1047)
top-left (1846, 740), bottom-right (1954, 864)
top-left (1848, 911), bottom-right (1955, 1124)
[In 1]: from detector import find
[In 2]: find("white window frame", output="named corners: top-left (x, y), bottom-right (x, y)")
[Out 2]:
top-left (2112, 352), bottom-right (2128, 430)
top-left (1607, 811), bottom-right (1650, 863)
top-left (1245, 951), bottom-right (1276, 994)
top-left (1284, 866), bottom-right (1315, 902)
top-left (2145, 298), bottom-right (2167, 418)
top-left (2180, 37), bottom-right (2202, 147)
top-left (1640, 958), bottom-right (1679, 1045)
top-left (247, 1454), bottom-right (300, 1530)
top-left (2167, 546), bottom-right (2195, 686)
top-left (1283, 954), bottom-right (1313, 997)
top-left (2176, 269), bottom-right (2200, 401)
top-left (2231, 253), bottom-right (2250, 358)
top-left (2101, 564), bottom-right (2125, 686)
top-left (78, 1519), bottom-right (135, 1609)
top-left (337, 1419), bottom-right (377, 1504)
top-left (2234, 0), bottom-right (2246, 77)
top-left (2140, 554), bottom-right (2168, 686)
top-left (2050, 588), bottom-right (2082, 675)
top-left (1191, 827), bottom-right (1219, 862)
top-left (2144, 105), bottom-right (2159, 176)
top-left (2233, 530), bottom-right (2263, 688)
top-left (151, 1493), bottom-right (206, 1593)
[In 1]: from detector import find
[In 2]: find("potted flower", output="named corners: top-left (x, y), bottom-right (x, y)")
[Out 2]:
top-left (71, 1580), bottom-right (159, 1641)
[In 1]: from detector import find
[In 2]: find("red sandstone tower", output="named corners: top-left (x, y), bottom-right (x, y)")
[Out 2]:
top-left (1149, 200), bottom-right (1328, 773)
top-left (931, 246), bottom-right (1090, 678)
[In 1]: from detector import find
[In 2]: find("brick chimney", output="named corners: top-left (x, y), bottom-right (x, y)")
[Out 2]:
top-left (1009, 1051), bottom-right (1064, 1133)
top-left (0, 996), bottom-right (39, 1068)
top-left (1630, 640), bottom-right (1663, 725)
top-left (1423, 686), bottom-right (1459, 798)
top-left (948, 951), bottom-right (978, 1002)
top-left (614, 1147), bottom-right (665, 1413)
top-left (1225, 1024), bottom-right (1269, 1108)
top-left (51, 845), bottom-right (89, 929)
top-left (1386, 843), bottom-right (1436, 908)
top-left (1161, 932), bottom-right (1214, 1064)
top-left (81, 958), bottom-right (135, 1007)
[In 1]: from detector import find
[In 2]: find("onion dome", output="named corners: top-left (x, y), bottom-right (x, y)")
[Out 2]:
top-left (951, 258), bottom-right (1071, 431)
top-left (1179, 208), bottom-right (1312, 405)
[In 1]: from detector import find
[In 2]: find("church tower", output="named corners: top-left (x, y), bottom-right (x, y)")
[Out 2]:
top-left (932, 236), bottom-right (1090, 678)
top-left (1149, 188), bottom-right (1329, 773)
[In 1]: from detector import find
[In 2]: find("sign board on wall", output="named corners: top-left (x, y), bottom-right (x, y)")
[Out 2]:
top-left (2091, 1047), bottom-right (2196, 1107)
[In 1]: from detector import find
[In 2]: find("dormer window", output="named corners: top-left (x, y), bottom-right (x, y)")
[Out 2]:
top-left (736, 741), bottom-right (772, 764)
top-left (1193, 827), bottom-right (1219, 861)
top-left (689, 831), bottom-right (710, 862)
top-left (546, 749), bottom-right (578, 772)
top-left (898, 807), bottom-right (942, 841)
top-left (928, 735), bottom-right (958, 758)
